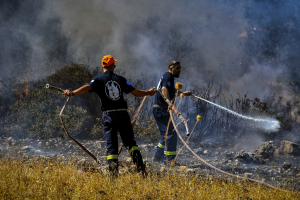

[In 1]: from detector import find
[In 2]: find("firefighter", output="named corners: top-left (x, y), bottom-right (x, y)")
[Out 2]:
top-left (153, 61), bottom-right (192, 165)
top-left (64, 55), bottom-right (156, 176)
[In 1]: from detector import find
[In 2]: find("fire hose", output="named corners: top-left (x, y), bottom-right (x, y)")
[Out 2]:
top-left (155, 89), bottom-right (190, 136)
top-left (46, 83), bottom-right (290, 192)
top-left (169, 112), bottom-right (289, 192)
top-left (46, 84), bottom-right (99, 163)
top-left (46, 84), bottom-right (149, 161)
top-left (154, 87), bottom-right (289, 192)
top-left (154, 84), bottom-right (287, 191)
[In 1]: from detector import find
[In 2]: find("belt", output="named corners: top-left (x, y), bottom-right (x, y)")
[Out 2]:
top-left (153, 104), bottom-right (168, 108)
top-left (103, 108), bottom-right (127, 113)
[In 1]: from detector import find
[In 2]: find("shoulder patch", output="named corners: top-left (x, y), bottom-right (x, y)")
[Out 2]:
top-left (126, 80), bottom-right (131, 85)
top-left (167, 82), bottom-right (171, 87)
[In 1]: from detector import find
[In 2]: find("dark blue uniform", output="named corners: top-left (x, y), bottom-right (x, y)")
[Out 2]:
top-left (89, 71), bottom-right (145, 173)
top-left (153, 72), bottom-right (177, 163)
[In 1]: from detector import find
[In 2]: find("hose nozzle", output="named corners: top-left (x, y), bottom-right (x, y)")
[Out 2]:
top-left (45, 84), bottom-right (64, 93)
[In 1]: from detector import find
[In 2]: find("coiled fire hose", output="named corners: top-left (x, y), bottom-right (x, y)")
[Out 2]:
top-left (46, 84), bottom-right (99, 163)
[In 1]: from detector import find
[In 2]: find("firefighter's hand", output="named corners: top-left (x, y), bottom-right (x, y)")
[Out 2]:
top-left (148, 88), bottom-right (156, 96)
top-left (183, 91), bottom-right (192, 96)
top-left (64, 90), bottom-right (74, 96)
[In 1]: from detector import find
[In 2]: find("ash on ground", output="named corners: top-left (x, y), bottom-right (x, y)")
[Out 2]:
top-left (0, 136), bottom-right (300, 191)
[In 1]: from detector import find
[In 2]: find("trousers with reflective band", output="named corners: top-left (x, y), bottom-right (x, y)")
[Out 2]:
top-left (102, 111), bottom-right (144, 171)
top-left (102, 111), bottom-right (138, 156)
top-left (153, 107), bottom-right (177, 161)
top-left (106, 155), bottom-right (118, 160)
top-left (157, 143), bottom-right (165, 148)
top-left (164, 151), bottom-right (176, 156)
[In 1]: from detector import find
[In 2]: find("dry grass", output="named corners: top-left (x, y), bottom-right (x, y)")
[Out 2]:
top-left (0, 157), bottom-right (299, 199)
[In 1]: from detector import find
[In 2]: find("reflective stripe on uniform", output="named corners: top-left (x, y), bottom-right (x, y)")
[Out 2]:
top-left (157, 143), bottom-right (165, 148)
top-left (164, 151), bottom-right (176, 155)
top-left (106, 155), bottom-right (118, 160)
top-left (128, 146), bottom-right (139, 154)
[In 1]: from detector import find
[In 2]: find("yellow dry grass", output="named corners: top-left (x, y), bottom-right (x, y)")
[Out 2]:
top-left (0, 157), bottom-right (299, 199)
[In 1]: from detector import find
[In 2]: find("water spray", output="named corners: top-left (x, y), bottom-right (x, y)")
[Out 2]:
top-left (192, 94), bottom-right (280, 131)
top-left (156, 83), bottom-right (287, 191)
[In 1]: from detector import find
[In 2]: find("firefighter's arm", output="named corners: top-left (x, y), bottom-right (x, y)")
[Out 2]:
top-left (162, 86), bottom-right (174, 111)
top-left (131, 88), bottom-right (156, 97)
top-left (175, 89), bottom-right (193, 96)
top-left (64, 85), bottom-right (92, 96)
top-left (162, 86), bottom-right (171, 101)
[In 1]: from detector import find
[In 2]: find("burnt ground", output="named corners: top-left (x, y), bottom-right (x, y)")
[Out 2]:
top-left (0, 136), bottom-right (299, 191)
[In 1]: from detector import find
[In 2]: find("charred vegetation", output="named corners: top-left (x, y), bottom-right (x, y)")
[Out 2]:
top-left (0, 63), bottom-right (299, 145)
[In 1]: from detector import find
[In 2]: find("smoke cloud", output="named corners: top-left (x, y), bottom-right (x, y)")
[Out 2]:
top-left (1, 0), bottom-right (300, 99)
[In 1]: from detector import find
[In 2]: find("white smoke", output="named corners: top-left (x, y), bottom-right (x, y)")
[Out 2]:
top-left (0, 0), bottom-right (297, 101)
top-left (40, 0), bottom-right (247, 81)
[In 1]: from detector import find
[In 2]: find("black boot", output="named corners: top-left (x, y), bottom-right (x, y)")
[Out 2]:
top-left (108, 159), bottom-right (118, 178)
top-left (130, 150), bottom-right (145, 172)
